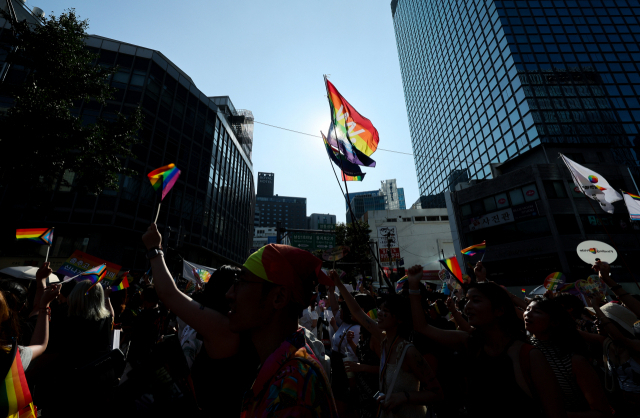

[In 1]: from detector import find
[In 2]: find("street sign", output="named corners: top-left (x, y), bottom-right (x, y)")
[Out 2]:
top-left (318, 224), bottom-right (336, 231)
top-left (315, 233), bottom-right (336, 249)
top-left (290, 232), bottom-right (315, 249)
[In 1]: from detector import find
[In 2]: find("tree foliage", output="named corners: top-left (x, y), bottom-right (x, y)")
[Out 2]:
top-left (0, 9), bottom-right (141, 194)
top-left (333, 220), bottom-right (373, 275)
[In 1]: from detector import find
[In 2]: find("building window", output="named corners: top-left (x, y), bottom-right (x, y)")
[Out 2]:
top-left (544, 181), bottom-right (567, 199)
top-left (386, 218), bottom-right (397, 222)
top-left (414, 216), bottom-right (426, 221)
top-left (440, 216), bottom-right (449, 221)
top-left (427, 216), bottom-right (439, 221)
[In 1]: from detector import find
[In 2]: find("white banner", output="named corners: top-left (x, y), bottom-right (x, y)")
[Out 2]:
top-left (561, 154), bottom-right (622, 214)
top-left (182, 260), bottom-right (216, 286)
top-left (622, 191), bottom-right (640, 220)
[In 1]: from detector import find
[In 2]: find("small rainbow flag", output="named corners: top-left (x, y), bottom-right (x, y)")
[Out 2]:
top-left (342, 172), bottom-right (365, 182)
top-left (80, 264), bottom-right (107, 285)
top-left (556, 282), bottom-right (576, 293)
top-left (461, 241), bottom-right (486, 256)
top-left (521, 288), bottom-right (526, 293)
top-left (439, 256), bottom-right (463, 283)
top-left (148, 163), bottom-right (181, 201)
top-left (0, 346), bottom-right (33, 417)
top-left (367, 309), bottom-right (378, 320)
top-left (395, 276), bottom-right (408, 293)
top-left (111, 273), bottom-right (130, 292)
top-left (15, 228), bottom-right (54, 246)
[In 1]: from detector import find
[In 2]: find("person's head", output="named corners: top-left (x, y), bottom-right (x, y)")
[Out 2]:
top-left (0, 281), bottom-right (28, 315)
top-left (524, 297), bottom-right (587, 356)
top-left (464, 283), bottom-right (524, 339)
top-left (0, 288), bottom-right (20, 346)
top-left (588, 302), bottom-right (638, 341)
top-left (67, 280), bottom-right (111, 321)
top-left (377, 293), bottom-right (413, 339)
top-left (226, 245), bottom-right (331, 334)
top-left (141, 285), bottom-right (159, 309)
top-left (199, 265), bottom-right (240, 313)
top-left (553, 293), bottom-right (585, 321)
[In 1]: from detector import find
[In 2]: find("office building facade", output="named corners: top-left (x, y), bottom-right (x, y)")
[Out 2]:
top-left (307, 213), bottom-right (337, 230)
top-left (391, 0), bottom-right (640, 207)
top-left (345, 179), bottom-right (406, 222)
top-left (0, 10), bottom-right (255, 269)
top-left (254, 173), bottom-right (307, 229)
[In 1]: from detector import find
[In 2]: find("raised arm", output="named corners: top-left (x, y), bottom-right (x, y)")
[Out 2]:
top-left (596, 261), bottom-right (640, 318)
top-left (407, 265), bottom-right (469, 350)
top-left (445, 297), bottom-right (473, 332)
top-left (28, 284), bottom-right (60, 359)
top-left (142, 223), bottom-right (239, 359)
top-left (330, 271), bottom-right (383, 341)
top-left (589, 295), bottom-right (640, 352)
top-left (29, 262), bottom-right (50, 318)
top-left (328, 284), bottom-right (341, 326)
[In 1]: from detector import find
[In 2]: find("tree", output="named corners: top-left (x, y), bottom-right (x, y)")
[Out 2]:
top-left (333, 220), bottom-right (373, 279)
top-left (0, 9), bottom-right (141, 195)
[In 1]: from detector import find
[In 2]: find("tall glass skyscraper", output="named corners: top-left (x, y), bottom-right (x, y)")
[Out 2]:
top-left (391, 0), bottom-right (640, 205)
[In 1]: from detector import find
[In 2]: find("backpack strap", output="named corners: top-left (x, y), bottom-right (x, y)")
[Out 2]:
top-left (519, 343), bottom-right (535, 397)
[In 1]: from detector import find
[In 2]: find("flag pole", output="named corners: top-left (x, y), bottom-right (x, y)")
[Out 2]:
top-left (45, 246), bottom-right (50, 263)
top-left (154, 202), bottom-right (162, 223)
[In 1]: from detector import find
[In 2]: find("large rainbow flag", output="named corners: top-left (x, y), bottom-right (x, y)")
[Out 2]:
top-left (0, 346), bottom-right (33, 417)
top-left (148, 164), bottom-right (181, 201)
top-left (326, 121), bottom-right (376, 167)
top-left (326, 79), bottom-right (379, 158)
top-left (15, 228), bottom-right (53, 246)
top-left (622, 191), bottom-right (640, 220)
top-left (439, 256), bottom-right (463, 283)
top-left (342, 172), bottom-right (365, 182)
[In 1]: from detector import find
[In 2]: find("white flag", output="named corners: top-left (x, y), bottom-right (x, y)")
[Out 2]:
top-left (622, 191), bottom-right (640, 220)
top-left (561, 154), bottom-right (622, 214)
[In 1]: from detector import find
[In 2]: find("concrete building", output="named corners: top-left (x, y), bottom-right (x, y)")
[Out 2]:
top-left (254, 173), bottom-right (307, 229)
top-left (391, 0), bottom-right (640, 209)
top-left (446, 144), bottom-right (640, 288)
top-left (346, 179), bottom-right (407, 222)
top-left (0, 5), bottom-right (255, 269)
top-left (363, 208), bottom-right (453, 283)
top-left (307, 213), bottom-right (336, 230)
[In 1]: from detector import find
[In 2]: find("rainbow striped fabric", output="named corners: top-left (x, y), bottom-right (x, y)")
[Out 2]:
top-left (81, 264), bottom-right (107, 285)
top-left (342, 172), bottom-right (365, 181)
top-left (148, 163), bottom-right (181, 201)
top-left (367, 309), bottom-right (378, 320)
top-left (0, 347), bottom-right (32, 417)
top-left (461, 241), bottom-right (486, 256)
top-left (439, 256), bottom-right (463, 283)
top-left (626, 192), bottom-right (640, 201)
top-left (555, 282), bottom-right (576, 293)
top-left (111, 273), bottom-right (130, 292)
top-left (15, 228), bottom-right (53, 246)
top-left (395, 276), bottom-right (408, 293)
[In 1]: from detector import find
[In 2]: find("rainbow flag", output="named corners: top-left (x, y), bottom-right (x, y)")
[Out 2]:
top-left (326, 79), bottom-right (379, 157)
top-left (148, 163), bottom-right (181, 201)
top-left (395, 275), bottom-right (408, 293)
top-left (461, 241), bottom-right (486, 256)
top-left (439, 256), bottom-right (463, 283)
top-left (521, 288), bottom-right (526, 294)
top-left (556, 282), bottom-right (576, 293)
top-left (327, 120), bottom-right (376, 167)
top-left (191, 267), bottom-right (212, 285)
top-left (367, 308), bottom-right (378, 320)
top-left (0, 347), bottom-right (33, 417)
top-left (185, 280), bottom-right (196, 294)
top-left (80, 264), bottom-right (107, 285)
top-left (111, 273), bottom-right (130, 292)
top-left (15, 228), bottom-right (53, 246)
top-left (622, 191), bottom-right (640, 220)
top-left (626, 191), bottom-right (640, 201)
top-left (342, 172), bottom-right (365, 182)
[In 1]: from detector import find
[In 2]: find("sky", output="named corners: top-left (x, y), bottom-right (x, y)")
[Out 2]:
top-left (35, 0), bottom-right (418, 223)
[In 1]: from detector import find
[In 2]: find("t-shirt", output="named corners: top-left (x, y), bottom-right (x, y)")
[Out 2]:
top-left (18, 345), bottom-right (32, 370)
top-left (299, 307), bottom-right (318, 332)
top-left (331, 322), bottom-right (360, 357)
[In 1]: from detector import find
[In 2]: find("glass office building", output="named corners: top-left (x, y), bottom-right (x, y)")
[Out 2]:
top-left (0, 21), bottom-right (255, 268)
top-left (391, 0), bottom-right (640, 206)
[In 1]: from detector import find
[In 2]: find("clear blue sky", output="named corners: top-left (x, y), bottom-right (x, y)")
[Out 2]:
top-left (36, 0), bottom-right (419, 223)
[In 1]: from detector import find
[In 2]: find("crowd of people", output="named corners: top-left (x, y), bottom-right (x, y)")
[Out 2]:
top-left (1, 221), bottom-right (640, 417)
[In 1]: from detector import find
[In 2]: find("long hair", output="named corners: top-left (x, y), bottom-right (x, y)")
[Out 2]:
top-left (381, 293), bottom-right (413, 340)
top-left (529, 296), bottom-right (588, 357)
top-left (0, 291), bottom-right (19, 348)
top-left (67, 280), bottom-right (111, 321)
top-left (467, 282), bottom-right (526, 343)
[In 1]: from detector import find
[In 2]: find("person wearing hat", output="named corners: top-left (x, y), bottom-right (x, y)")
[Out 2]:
top-left (142, 224), bottom-right (338, 417)
top-left (586, 295), bottom-right (640, 410)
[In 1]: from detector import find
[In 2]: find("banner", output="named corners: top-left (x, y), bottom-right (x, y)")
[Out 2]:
top-left (182, 260), bottom-right (216, 286)
top-left (56, 250), bottom-right (121, 286)
top-left (622, 191), bottom-right (640, 220)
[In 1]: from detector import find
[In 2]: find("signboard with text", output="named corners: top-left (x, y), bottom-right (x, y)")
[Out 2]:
top-left (56, 250), bottom-right (121, 285)
top-left (318, 224), bottom-right (336, 231)
top-left (290, 232), bottom-right (336, 251)
top-left (379, 248), bottom-right (401, 265)
top-left (468, 208), bottom-right (514, 231)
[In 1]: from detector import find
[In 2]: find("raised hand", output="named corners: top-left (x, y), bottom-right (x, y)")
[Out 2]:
top-left (36, 262), bottom-right (52, 280)
top-left (474, 261), bottom-right (487, 282)
top-left (40, 284), bottom-right (61, 308)
top-left (142, 223), bottom-right (162, 250)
